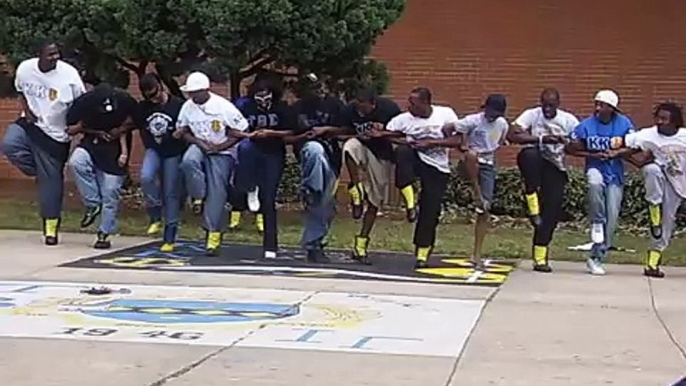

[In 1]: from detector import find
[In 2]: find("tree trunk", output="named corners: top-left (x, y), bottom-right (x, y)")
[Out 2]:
top-left (229, 70), bottom-right (241, 102)
top-left (154, 63), bottom-right (183, 98)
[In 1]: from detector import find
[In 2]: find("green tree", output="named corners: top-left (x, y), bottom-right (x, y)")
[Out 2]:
top-left (0, 0), bottom-right (404, 99)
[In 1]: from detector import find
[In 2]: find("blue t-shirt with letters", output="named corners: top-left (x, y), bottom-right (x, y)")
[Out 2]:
top-left (571, 113), bottom-right (634, 185)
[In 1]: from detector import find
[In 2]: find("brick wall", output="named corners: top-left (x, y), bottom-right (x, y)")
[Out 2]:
top-left (2, 0), bottom-right (686, 181)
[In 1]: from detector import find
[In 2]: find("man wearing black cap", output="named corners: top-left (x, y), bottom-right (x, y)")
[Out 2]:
top-left (66, 83), bottom-right (137, 249)
top-left (452, 94), bottom-right (509, 270)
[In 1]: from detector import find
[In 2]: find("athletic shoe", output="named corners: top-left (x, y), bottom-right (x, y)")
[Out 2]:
top-left (80, 206), bottom-right (101, 228)
top-left (644, 267), bottom-right (665, 278)
top-left (94, 232), bottom-right (111, 250)
top-left (160, 243), bottom-right (174, 252)
top-left (306, 248), bottom-right (330, 263)
top-left (264, 251), bottom-right (277, 259)
top-left (146, 221), bottom-right (162, 236)
top-left (247, 187), bottom-right (260, 212)
top-left (205, 232), bottom-right (222, 256)
top-left (586, 258), bottom-right (606, 276)
top-left (532, 245), bottom-right (552, 273)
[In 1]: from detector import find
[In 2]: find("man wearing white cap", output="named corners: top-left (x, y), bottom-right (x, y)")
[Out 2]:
top-left (173, 71), bottom-right (250, 255)
top-left (566, 89), bottom-right (635, 275)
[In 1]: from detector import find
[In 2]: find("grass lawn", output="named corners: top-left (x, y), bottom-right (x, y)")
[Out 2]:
top-left (0, 197), bottom-right (684, 266)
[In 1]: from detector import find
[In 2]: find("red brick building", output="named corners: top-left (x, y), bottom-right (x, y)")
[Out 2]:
top-left (1, 0), bottom-right (685, 180)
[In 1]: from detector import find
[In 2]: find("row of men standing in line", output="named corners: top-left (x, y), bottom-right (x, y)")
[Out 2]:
top-left (3, 41), bottom-right (683, 278)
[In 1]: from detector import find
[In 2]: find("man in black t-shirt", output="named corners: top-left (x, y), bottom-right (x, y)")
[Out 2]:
top-left (134, 73), bottom-right (187, 252)
top-left (233, 78), bottom-right (295, 258)
top-left (339, 89), bottom-right (401, 263)
top-left (285, 74), bottom-right (344, 263)
top-left (66, 83), bottom-right (137, 249)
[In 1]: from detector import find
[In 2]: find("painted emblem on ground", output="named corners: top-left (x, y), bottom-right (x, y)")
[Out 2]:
top-left (0, 281), bottom-right (485, 357)
top-left (60, 240), bottom-right (517, 287)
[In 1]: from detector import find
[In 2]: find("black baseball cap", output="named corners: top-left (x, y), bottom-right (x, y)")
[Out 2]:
top-left (482, 94), bottom-right (507, 117)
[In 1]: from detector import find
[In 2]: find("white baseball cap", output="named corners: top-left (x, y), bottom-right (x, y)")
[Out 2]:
top-left (180, 72), bottom-right (210, 92)
top-left (594, 89), bottom-right (621, 111)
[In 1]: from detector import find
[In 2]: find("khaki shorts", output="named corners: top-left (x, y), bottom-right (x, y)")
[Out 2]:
top-left (342, 138), bottom-right (392, 208)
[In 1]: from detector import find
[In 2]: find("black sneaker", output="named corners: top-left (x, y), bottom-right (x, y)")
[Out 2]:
top-left (94, 232), bottom-right (111, 249)
top-left (644, 267), bottom-right (665, 278)
top-left (80, 206), bottom-right (101, 228)
top-left (533, 263), bottom-right (553, 273)
top-left (306, 248), bottom-right (330, 264)
top-left (43, 218), bottom-right (60, 246)
top-left (414, 260), bottom-right (429, 269)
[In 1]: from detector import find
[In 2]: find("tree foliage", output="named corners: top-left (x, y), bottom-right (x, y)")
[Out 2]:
top-left (0, 0), bottom-right (405, 98)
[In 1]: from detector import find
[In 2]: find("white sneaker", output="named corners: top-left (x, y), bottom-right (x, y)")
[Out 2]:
top-left (264, 251), bottom-right (277, 259)
top-left (586, 258), bottom-right (606, 275)
top-left (247, 187), bottom-right (260, 212)
top-left (591, 223), bottom-right (605, 244)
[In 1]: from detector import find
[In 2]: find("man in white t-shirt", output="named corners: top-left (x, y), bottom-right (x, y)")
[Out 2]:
top-left (452, 94), bottom-right (509, 270)
top-left (625, 102), bottom-right (686, 278)
top-left (174, 72), bottom-right (250, 255)
top-left (1, 40), bottom-right (85, 245)
top-left (369, 87), bottom-right (459, 268)
top-left (507, 88), bottom-right (579, 273)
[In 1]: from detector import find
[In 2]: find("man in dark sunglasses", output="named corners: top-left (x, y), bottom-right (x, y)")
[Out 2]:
top-left (134, 73), bottom-right (187, 251)
top-left (507, 88), bottom-right (579, 272)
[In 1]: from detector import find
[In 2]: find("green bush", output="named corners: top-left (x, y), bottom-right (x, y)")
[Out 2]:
top-left (125, 154), bottom-right (674, 230)
top-left (274, 157), bottom-right (667, 228)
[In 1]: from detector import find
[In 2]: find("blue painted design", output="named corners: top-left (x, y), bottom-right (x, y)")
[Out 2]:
top-left (78, 298), bottom-right (300, 324)
top-left (0, 297), bottom-right (15, 308)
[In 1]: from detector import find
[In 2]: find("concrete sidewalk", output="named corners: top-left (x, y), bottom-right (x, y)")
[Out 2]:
top-left (0, 230), bottom-right (684, 386)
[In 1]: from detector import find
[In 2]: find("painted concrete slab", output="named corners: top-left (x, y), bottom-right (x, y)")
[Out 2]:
top-left (0, 280), bottom-right (484, 357)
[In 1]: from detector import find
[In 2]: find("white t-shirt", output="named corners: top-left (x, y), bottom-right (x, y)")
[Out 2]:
top-left (177, 92), bottom-right (249, 156)
top-left (386, 105), bottom-right (459, 173)
top-left (14, 58), bottom-right (86, 143)
top-left (454, 112), bottom-right (508, 165)
top-left (513, 107), bottom-right (579, 171)
top-left (626, 126), bottom-right (686, 198)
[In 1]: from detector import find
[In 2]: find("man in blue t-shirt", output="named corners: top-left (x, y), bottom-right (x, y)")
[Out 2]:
top-left (566, 89), bottom-right (635, 275)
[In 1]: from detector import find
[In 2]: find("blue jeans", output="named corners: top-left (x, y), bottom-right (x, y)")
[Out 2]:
top-left (181, 145), bottom-right (235, 232)
top-left (235, 140), bottom-right (285, 252)
top-left (68, 147), bottom-right (124, 235)
top-left (140, 149), bottom-right (183, 241)
top-left (299, 141), bottom-right (337, 250)
top-left (2, 123), bottom-right (66, 219)
top-left (587, 168), bottom-right (623, 261)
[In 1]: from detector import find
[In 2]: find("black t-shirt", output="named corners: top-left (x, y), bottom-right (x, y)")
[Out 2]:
top-left (339, 97), bottom-right (401, 161)
top-left (67, 88), bottom-right (137, 176)
top-left (292, 96), bottom-right (345, 176)
top-left (135, 95), bottom-right (187, 158)
top-left (239, 99), bottom-right (295, 153)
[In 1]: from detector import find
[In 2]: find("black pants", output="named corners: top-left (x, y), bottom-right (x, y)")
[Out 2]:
top-left (234, 141), bottom-right (285, 252)
top-left (395, 145), bottom-right (449, 248)
top-left (517, 147), bottom-right (567, 247)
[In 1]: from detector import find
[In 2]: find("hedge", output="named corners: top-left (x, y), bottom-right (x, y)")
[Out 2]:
top-left (123, 154), bottom-right (677, 230)
top-left (273, 155), bottom-right (675, 229)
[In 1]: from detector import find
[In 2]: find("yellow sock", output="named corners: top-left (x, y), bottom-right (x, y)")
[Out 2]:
top-left (229, 211), bottom-right (241, 228)
top-left (649, 205), bottom-right (661, 226)
top-left (349, 183), bottom-right (364, 205)
top-left (207, 232), bottom-right (222, 250)
top-left (646, 250), bottom-right (662, 269)
top-left (533, 245), bottom-right (548, 265)
top-left (255, 214), bottom-right (264, 232)
top-left (526, 193), bottom-right (540, 216)
top-left (354, 236), bottom-right (369, 257)
top-left (44, 218), bottom-right (59, 237)
top-left (401, 186), bottom-right (415, 209)
top-left (416, 247), bottom-right (431, 262)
